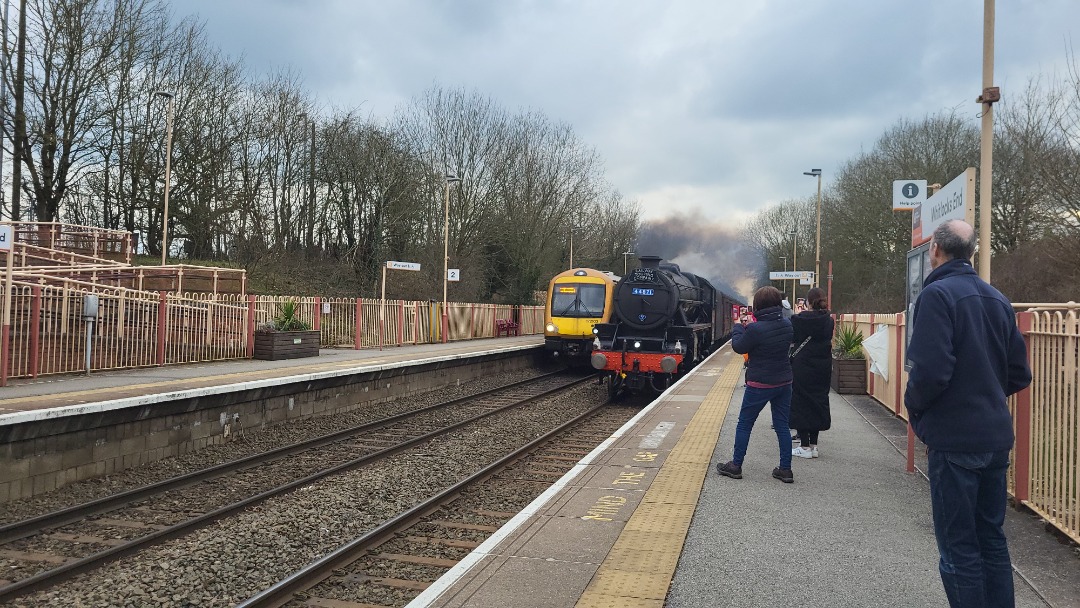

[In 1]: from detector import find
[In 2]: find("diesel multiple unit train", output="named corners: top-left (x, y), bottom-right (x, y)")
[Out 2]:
top-left (543, 268), bottom-right (619, 365)
top-left (585, 256), bottom-right (742, 395)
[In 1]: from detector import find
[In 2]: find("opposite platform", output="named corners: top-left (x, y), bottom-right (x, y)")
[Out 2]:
top-left (0, 335), bottom-right (542, 423)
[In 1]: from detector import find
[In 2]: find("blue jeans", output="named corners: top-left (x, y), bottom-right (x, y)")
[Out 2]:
top-left (732, 384), bottom-right (792, 469)
top-left (927, 449), bottom-right (1014, 608)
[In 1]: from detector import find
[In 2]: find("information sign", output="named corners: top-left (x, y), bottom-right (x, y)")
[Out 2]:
top-left (893, 180), bottom-right (927, 210)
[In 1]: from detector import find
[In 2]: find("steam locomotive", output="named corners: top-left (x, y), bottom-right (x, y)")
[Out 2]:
top-left (590, 255), bottom-right (741, 395)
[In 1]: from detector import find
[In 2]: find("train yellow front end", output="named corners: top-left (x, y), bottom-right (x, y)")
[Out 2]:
top-left (544, 268), bottom-right (618, 365)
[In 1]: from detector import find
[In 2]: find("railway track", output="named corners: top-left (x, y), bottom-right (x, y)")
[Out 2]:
top-left (0, 371), bottom-right (593, 603)
top-left (237, 402), bottom-right (636, 607)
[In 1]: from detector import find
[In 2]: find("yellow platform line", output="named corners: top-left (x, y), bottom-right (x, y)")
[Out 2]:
top-left (576, 352), bottom-right (742, 608)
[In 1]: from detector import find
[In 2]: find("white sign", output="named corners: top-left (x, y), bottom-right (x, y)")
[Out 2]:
top-left (769, 271), bottom-right (813, 281)
top-left (800, 276), bottom-right (813, 285)
top-left (911, 168), bottom-right (975, 247)
top-left (0, 224), bottom-right (11, 250)
top-left (893, 180), bottom-right (927, 210)
top-left (385, 260), bottom-right (421, 271)
top-left (447, 268), bottom-right (460, 282)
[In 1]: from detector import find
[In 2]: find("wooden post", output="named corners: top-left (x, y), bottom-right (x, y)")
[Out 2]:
top-left (354, 298), bottom-right (362, 350)
top-left (1013, 311), bottom-right (1034, 502)
top-left (29, 286), bottom-right (40, 377)
top-left (157, 291), bottom-right (168, 365)
top-left (246, 295), bottom-right (256, 357)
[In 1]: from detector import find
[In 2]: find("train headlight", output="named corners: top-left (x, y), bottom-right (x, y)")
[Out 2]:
top-left (592, 327), bottom-right (599, 334)
top-left (591, 352), bottom-right (608, 369)
top-left (546, 323), bottom-right (558, 333)
top-left (633, 341), bottom-right (642, 349)
top-left (660, 356), bottom-right (678, 373)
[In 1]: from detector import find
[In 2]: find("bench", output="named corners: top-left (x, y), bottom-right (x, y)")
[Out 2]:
top-left (495, 319), bottom-right (520, 337)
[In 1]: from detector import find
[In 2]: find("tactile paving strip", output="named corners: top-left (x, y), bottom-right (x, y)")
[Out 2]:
top-left (576, 352), bottom-right (741, 608)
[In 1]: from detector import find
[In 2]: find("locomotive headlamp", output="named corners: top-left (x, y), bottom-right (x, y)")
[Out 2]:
top-left (546, 323), bottom-right (558, 333)
top-left (592, 327), bottom-right (599, 334)
top-left (674, 340), bottom-right (683, 354)
top-left (593, 337), bottom-right (601, 349)
top-left (633, 341), bottom-right (642, 349)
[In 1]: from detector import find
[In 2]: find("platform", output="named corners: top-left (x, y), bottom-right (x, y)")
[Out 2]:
top-left (409, 346), bottom-right (1080, 608)
top-left (0, 335), bottom-right (542, 423)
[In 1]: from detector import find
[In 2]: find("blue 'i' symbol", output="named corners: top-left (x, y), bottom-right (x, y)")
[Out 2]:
top-left (903, 183), bottom-right (919, 198)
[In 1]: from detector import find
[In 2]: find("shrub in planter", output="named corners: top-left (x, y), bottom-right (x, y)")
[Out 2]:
top-left (831, 322), bottom-right (867, 394)
top-left (254, 300), bottom-right (320, 360)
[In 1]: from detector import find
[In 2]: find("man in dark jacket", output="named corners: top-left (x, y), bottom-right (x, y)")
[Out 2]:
top-left (717, 286), bottom-right (795, 483)
top-left (906, 219), bottom-right (1031, 608)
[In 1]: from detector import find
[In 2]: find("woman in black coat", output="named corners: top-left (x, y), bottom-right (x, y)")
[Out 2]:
top-left (789, 287), bottom-right (833, 459)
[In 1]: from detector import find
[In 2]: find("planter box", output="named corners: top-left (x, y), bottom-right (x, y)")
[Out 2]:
top-left (253, 330), bottom-right (321, 361)
top-left (831, 358), bottom-right (867, 394)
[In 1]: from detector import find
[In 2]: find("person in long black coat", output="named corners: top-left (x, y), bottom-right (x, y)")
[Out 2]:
top-left (789, 287), bottom-right (833, 459)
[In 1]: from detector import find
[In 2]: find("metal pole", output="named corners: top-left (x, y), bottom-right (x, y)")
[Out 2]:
top-left (814, 173), bottom-right (822, 287)
top-left (0, 0), bottom-right (10, 218)
top-left (791, 232), bottom-right (798, 302)
top-left (978, 0), bottom-right (995, 281)
top-left (159, 92), bottom-right (175, 266)
top-left (442, 178), bottom-right (451, 343)
top-left (569, 226), bottom-right (573, 270)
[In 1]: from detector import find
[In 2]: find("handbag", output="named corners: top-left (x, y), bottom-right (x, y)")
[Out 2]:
top-left (789, 336), bottom-right (811, 359)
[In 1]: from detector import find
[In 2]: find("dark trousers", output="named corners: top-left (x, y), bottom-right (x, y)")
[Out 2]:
top-left (797, 430), bottom-right (819, 447)
top-left (927, 449), bottom-right (1014, 608)
top-left (732, 384), bottom-right (792, 470)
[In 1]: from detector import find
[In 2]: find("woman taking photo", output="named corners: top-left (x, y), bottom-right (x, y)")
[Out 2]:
top-left (789, 287), bottom-right (834, 459)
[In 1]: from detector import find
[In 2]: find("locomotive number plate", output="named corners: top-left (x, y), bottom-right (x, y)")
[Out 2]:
top-left (631, 288), bottom-right (654, 296)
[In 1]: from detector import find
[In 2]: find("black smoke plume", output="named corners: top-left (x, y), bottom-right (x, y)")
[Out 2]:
top-left (634, 210), bottom-right (762, 301)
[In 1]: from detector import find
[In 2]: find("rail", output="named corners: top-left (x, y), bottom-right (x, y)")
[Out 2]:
top-left (837, 310), bottom-right (1079, 545)
top-left (3, 221), bottom-right (132, 264)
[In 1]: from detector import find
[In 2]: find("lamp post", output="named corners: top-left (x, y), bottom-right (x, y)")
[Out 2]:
top-left (790, 229), bottom-right (798, 302)
top-left (622, 250), bottom-right (635, 275)
top-left (779, 255), bottom-right (788, 295)
top-left (442, 174), bottom-right (461, 343)
top-left (156, 91), bottom-right (175, 266)
top-left (804, 169), bottom-right (822, 287)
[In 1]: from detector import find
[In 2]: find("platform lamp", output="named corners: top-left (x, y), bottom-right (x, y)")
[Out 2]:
top-left (155, 91), bottom-right (175, 266)
top-left (622, 250), bottom-right (635, 275)
top-left (803, 169), bottom-right (822, 287)
top-left (442, 174), bottom-right (461, 343)
top-left (790, 229), bottom-right (798, 302)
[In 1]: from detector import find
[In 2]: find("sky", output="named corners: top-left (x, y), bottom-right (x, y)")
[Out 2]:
top-left (177, 0), bottom-right (1080, 225)
top-left (175, 1), bottom-right (1080, 295)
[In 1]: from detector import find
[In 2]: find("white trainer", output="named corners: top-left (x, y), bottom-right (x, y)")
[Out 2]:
top-left (792, 446), bottom-right (814, 459)
top-left (811, 446), bottom-right (819, 458)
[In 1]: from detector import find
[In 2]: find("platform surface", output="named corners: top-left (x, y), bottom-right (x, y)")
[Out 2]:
top-left (0, 336), bottom-right (542, 424)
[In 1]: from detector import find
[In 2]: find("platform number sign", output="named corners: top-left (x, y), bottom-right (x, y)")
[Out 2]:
top-left (448, 269), bottom-right (460, 282)
top-left (893, 180), bottom-right (927, 210)
top-left (0, 224), bottom-right (11, 250)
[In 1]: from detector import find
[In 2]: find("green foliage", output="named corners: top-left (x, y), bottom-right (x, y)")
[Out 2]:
top-left (270, 300), bottom-right (311, 331)
top-left (833, 322), bottom-right (865, 360)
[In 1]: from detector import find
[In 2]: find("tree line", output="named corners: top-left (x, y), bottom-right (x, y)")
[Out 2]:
top-left (0, 0), bottom-right (638, 303)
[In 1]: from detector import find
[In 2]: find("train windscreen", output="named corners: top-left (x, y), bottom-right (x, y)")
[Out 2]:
top-left (551, 283), bottom-right (606, 318)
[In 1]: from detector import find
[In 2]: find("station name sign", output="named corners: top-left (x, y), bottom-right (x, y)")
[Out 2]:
top-left (911, 168), bottom-right (975, 248)
top-left (386, 260), bottom-right (421, 271)
top-left (769, 271), bottom-right (813, 281)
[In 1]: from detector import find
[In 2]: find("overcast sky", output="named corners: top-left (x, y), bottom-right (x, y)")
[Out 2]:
top-left (178, 0), bottom-right (1080, 226)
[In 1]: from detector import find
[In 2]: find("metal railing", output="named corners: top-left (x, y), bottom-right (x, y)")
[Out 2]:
top-left (5, 222), bottom-right (132, 264)
top-left (837, 309), bottom-right (1080, 544)
top-left (1, 282), bottom-right (543, 381)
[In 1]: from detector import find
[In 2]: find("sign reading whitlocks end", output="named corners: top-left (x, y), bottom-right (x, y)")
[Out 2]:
top-left (893, 180), bottom-right (927, 210)
top-left (911, 168), bottom-right (975, 248)
top-left (386, 260), bottom-right (421, 271)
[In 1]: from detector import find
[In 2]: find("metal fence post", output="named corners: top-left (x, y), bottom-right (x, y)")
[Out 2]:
top-left (1013, 311), bottom-right (1034, 503)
